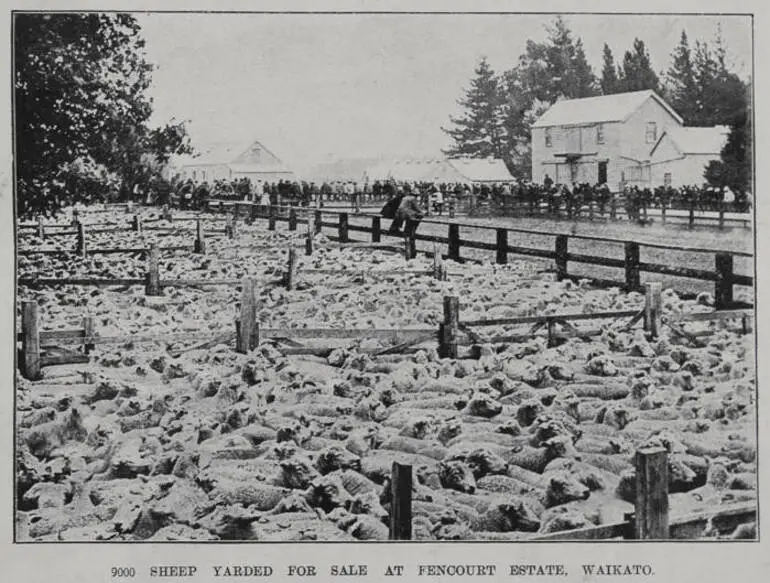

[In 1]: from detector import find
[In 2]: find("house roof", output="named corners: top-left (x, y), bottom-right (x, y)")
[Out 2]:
top-left (655, 126), bottom-right (729, 156)
top-left (228, 164), bottom-right (294, 175)
top-left (176, 139), bottom-right (288, 168)
top-left (181, 141), bottom-right (254, 166)
top-left (532, 90), bottom-right (684, 128)
top-left (446, 158), bottom-right (513, 182)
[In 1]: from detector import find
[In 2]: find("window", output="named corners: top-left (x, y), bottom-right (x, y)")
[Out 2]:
top-left (664, 172), bottom-right (672, 187)
top-left (545, 128), bottom-right (552, 148)
top-left (596, 124), bottom-right (605, 145)
top-left (645, 122), bottom-right (657, 144)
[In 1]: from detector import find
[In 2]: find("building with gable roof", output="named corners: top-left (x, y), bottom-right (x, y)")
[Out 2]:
top-left (175, 139), bottom-right (295, 184)
top-left (531, 90), bottom-right (684, 188)
top-left (648, 126), bottom-right (729, 187)
top-left (306, 157), bottom-right (512, 185)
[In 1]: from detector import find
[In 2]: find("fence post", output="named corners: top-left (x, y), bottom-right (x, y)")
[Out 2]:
top-left (37, 215), bottom-right (45, 239)
top-left (661, 202), bottom-right (667, 225)
top-left (82, 316), bottom-right (94, 355)
top-left (305, 219), bottom-right (314, 256)
top-left (235, 277), bottom-right (258, 353)
top-left (72, 209), bottom-right (80, 227)
top-left (372, 216), bottom-right (381, 243)
top-left (314, 210), bottom-right (323, 235)
top-left (610, 197), bottom-right (617, 220)
top-left (718, 202), bottom-right (725, 230)
top-left (624, 242), bottom-right (641, 291)
top-left (496, 228), bottom-right (508, 265)
top-left (546, 317), bottom-right (557, 349)
top-left (145, 243), bottom-right (161, 296)
top-left (162, 204), bottom-right (172, 222)
top-left (438, 295), bottom-right (460, 359)
top-left (389, 462), bottom-right (413, 541)
top-left (21, 301), bottom-right (41, 380)
top-left (268, 205), bottom-right (276, 231)
top-left (249, 202), bottom-right (258, 224)
top-left (76, 222), bottom-right (87, 258)
top-left (225, 215), bottom-right (234, 239)
top-left (555, 235), bottom-right (568, 281)
top-left (448, 224), bottom-right (460, 262)
top-left (194, 219), bottom-right (206, 254)
top-left (288, 208), bottom-right (297, 231)
top-left (643, 282), bottom-right (662, 339)
top-left (448, 197), bottom-right (456, 219)
top-left (689, 200), bottom-right (695, 227)
top-left (132, 214), bottom-right (142, 234)
top-left (634, 447), bottom-right (669, 540)
top-left (742, 314), bottom-right (752, 335)
top-left (285, 247), bottom-right (298, 290)
top-left (715, 252), bottom-right (734, 309)
top-left (338, 213), bottom-right (349, 243)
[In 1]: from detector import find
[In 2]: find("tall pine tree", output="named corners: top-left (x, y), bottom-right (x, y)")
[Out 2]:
top-left (494, 17), bottom-right (598, 176)
top-left (617, 38), bottom-right (661, 93)
top-left (600, 43), bottom-right (620, 94)
top-left (666, 31), bottom-right (699, 123)
top-left (442, 57), bottom-right (506, 160)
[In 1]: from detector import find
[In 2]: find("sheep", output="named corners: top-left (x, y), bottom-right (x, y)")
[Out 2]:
top-left (439, 459), bottom-right (476, 494)
top-left (478, 497), bottom-right (542, 533)
top-left (24, 408), bottom-right (88, 460)
top-left (503, 435), bottom-right (579, 474)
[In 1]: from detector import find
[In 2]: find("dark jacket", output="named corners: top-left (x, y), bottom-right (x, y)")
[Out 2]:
top-left (381, 194), bottom-right (404, 219)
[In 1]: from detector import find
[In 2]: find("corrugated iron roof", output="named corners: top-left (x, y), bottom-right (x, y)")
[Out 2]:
top-left (532, 90), bottom-right (683, 128)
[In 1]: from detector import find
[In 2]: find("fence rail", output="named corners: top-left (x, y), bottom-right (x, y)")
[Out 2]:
top-left (17, 288), bottom-right (753, 380)
top-left (210, 201), bottom-right (753, 310)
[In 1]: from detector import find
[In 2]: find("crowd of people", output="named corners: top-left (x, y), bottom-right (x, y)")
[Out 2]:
top-left (135, 174), bottom-right (752, 222)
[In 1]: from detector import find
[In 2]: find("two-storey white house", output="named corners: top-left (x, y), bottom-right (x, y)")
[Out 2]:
top-left (530, 90), bottom-right (684, 189)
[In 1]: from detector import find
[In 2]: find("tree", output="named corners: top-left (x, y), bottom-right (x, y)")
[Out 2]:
top-left (704, 82), bottom-right (751, 193)
top-left (600, 43), bottom-right (620, 94)
top-left (14, 13), bottom-right (192, 217)
top-left (442, 57), bottom-right (506, 161)
top-left (617, 38), bottom-right (661, 93)
top-left (666, 28), bottom-right (748, 128)
top-left (666, 31), bottom-right (699, 123)
top-left (516, 17), bottom-right (598, 103)
top-left (492, 17), bottom-right (598, 175)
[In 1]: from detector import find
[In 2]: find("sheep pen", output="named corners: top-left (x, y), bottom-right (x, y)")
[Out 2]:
top-left (15, 204), bottom-right (757, 542)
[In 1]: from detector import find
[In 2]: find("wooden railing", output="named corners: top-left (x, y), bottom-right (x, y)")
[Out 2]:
top-left (211, 201), bottom-right (753, 310)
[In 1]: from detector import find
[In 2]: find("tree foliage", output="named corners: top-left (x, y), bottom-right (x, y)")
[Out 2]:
top-left (600, 43), bottom-right (620, 95)
top-left (14, 13), bottom-right (192, 217)
top-left (704, 90), bottom-right (751, 193)
top-left (617, 38), bottom-right (661, 93)
top-left (442, 57), bottom-right (506, 161)
top-left (443, 17), bottom-right (750, 184)
top-left (445, 17), bottom-right (598, 177)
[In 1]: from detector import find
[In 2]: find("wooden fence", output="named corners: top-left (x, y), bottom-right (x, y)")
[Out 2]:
top-left (385, 449), bottom-right (755, 541)
top-left (209, 201), bottom-right (753, 310)
top-left (18, 288), bottom-right (753, 380)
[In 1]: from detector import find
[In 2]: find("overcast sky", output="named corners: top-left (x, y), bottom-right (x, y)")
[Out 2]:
top-left (136, 13), bottom-right (752, 171)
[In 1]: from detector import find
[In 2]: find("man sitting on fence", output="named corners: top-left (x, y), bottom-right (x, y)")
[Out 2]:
top-left (395, 190), bottom-right (424, 238)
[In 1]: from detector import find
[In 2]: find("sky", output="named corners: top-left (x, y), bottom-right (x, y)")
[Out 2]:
top-left (136, 12), bottom-right (752, 172)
